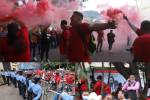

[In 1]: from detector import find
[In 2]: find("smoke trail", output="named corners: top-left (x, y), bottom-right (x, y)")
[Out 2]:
top-left (0, 0), bottom-right (80, 28)
top-left (91, 0), bottom-right (142, 51)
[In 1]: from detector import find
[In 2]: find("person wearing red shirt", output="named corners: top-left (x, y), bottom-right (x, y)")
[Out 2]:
top-left (94, 75), bottom-right (103, 95)
top-left (59, 20), bottom-right (70, 61)
top-left (96, 31), bottom-right (104, 52)
top-left (65, 74), bottom-right (75, 85)
top-left (0, 15), bottom-right (30, 61)
top-left (68, 11), bottom-right (116, 62)
top-left (104, 84), bottom-right (111, 94)
top-left (55, 72), bottom-right (61, 85)
top-left (80, 79), bottom-right (88, 91)
top-left (132, 33), bottom-right (150, 62)
top-left (123, 15), bottom-right (150, 62)
top-left (76, 79), bottom-right (88, 99)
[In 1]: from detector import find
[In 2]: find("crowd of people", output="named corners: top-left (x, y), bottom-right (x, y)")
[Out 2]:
top-left (0, 68), bottom-right (75, 100)
top-left (74, 74), bottom-right (146, 100)
top-left (0, 10), bottom-right (150, 62)
top-left (0, 69), bottom-right (42, 100)
top-left (0, 18), bottom-right (59, 62)
top-left (0, 10), bottom-right (116, 62)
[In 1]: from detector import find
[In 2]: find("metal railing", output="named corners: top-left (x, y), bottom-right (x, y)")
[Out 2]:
top-left (41, 80), bottom-right (75, 100)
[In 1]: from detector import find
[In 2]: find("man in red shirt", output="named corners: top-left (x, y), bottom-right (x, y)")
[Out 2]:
top-left (123, 15), bottom-right (150, 62)
top-left (68, 11), bottom-right (116, 62)
top-left (59, 20), bottom-right (70, 61)
top-left (0, 15), bottom-right (30, 61)
top-left (94, 75), bottom-right (103, 95)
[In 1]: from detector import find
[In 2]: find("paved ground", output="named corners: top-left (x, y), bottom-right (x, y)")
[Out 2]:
top-left (0, 82), bottom-right (73, 100)
top-left (0, 84), bottom-right (22, 100)
top-left (32, 47), bottom-right (133, 62)
top-left (0, 82), bottom-right (54, 100)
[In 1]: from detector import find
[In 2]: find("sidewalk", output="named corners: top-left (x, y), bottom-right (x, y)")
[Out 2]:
top-left (0, 84), bottom-right (22, 100)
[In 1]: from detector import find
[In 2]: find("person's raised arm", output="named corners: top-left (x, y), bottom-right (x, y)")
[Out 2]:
top-left (123, 14), bottom-right (139, 35)
top-left (89, 21), bottom-right (117, 32)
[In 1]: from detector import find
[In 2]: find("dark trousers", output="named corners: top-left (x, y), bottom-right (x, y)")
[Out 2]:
top-left (12, 78), bottom-right (17, 88)
top-left (127, 90), bottom-right (137, 100)
top-left (10, 77), bottom-right (13, 83)
top-left (22, 84), bottom-right (26, 99)
top-left (97, 40), bottom-right (103, 52)
top-left (6, 76), bottom-right (10, 85)
top-left (1, 75), bottom-right (6, 84)
top-left (40, 44), bottom-right (50, 61)
top-left (27, 91), bottom-right (33, 100)
top-left (31, 43), bottom-right (37, 58)
top-left (18, 81), bottom-right (22, 95)
top-left (108, 42), bottom-right (114, 51)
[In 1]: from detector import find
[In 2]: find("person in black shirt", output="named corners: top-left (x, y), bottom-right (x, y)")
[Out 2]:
top-left (40, 26), bottom-right (50, 61)
top-left (107, 30), bottom-right (115, 52)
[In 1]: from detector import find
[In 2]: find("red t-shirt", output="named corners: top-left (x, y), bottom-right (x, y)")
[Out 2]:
top-left (59, 29), bottom-right (70, 55)
top-left (104, 84), bottom-right (111, 94)
top-left (68, 23), bottom-right (91, 62)
top-left (97, 31), bottom-right (104, 41)
top-left (0, 26), bottom-right (30, 61)
top-left (133, 33), bottom-right (150, 62)
top-left (55, 75), bottom-right (61, 85)
top-left (94, 80), bottom-right (103, 95)
top-left (81, 83), bottom-right (88, 91)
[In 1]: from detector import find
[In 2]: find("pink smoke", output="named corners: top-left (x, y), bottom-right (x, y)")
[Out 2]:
top-left (0, 0), bottom-right (80, 28)
top-left (0, 0), bottom-right (14, 19)
top-left (98, 3), bottom-right (142, 51)
top-left (101, 7), bottom-right (123, 20)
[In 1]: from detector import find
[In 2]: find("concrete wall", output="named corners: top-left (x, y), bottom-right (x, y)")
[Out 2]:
top-left (0, 63), bottom-right (3, 70)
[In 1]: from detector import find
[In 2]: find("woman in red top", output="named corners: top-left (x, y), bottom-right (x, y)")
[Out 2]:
top-left (0, 15), bottom-right (30, 61)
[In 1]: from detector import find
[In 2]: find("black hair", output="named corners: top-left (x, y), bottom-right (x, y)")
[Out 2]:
top-left (61, 20), bottom-right (67, 26)
top-left (19, 71), bottom-right (23, 75)
top-left (7, 22), bottom-right (19, 44)
top-left (130, 73), bottom-right (135, 76)
top-left (140, 20), bottom-right (150, 33)
top-left (34, 77), bottom-right (41, 84)
top-left (73, 11), bottom-right (83, 20)
top-left (110, 30), bottom-right (113, 32)
top-left (97, 75), bottom-right (102, 80)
